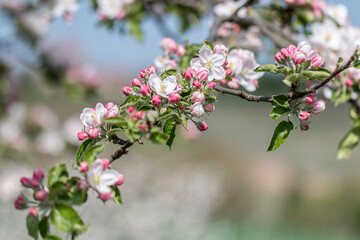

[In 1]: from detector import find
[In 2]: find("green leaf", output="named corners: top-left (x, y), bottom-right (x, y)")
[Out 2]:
top-left (112, 186), bottom-right (123, 204)
top-left (283, 73), bottom-right (302, 85)
top-left (45, 235), bottom-right (62, 240)
top-left (272, 95), bottom-right (289, 107)
top-left (26, 214), bottom-right (39, 240)
top-left (204, 41), bottom-right (214, 50)
top-left (103, 117), bottom-right (126, 125)
top-left (50, 203), bottom-right (86, 233)
top-left (83, 144), bottom-right (105, 165)
top-left (254, 64), bottom-right (289, 75)
top-left (107, 128), bottom-right (124, 138)
top-left (150, 132), bottom-right (169, 144)
top-left (39, 216), bottom-right (49, 238)
top-left (337, 127), bottom-right (360, 159)
top-left (164, 119), bottom-right (177, 149)
top-left (76, 138), bottom-right (93, 166)
top-left (267, 121), bottom-right (293, 151)
top-left (332, 89), bottom-right (351, 106)
top-left (270, 106), bottom-right (291, 120)
top-left (302, 70), bottom-right (330, 80)
top-left (48, 164), bottom-right (68, 188)
top-left (173, 113), bottom-right (187, 129)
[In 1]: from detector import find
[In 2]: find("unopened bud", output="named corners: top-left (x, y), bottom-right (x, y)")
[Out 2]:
top-left (198, 122), bottom-right (208, 131)
top-left (80, 161), bottom-right (88, 173)
top-left (204, 103), bottom-right (215, 112)
top-left (122, 86), bottom-right (132, 96)
top-left (169, 93), bottom-right (181, 103)
top-left (183, 67), bottom-right (196, 80)
top-left (101, 158), bottom-right (110, 170)
top-left (77, 131), bottom-right (88, 140)
top-left (88, 128), bottom-right (99, 140)
top-left (299, 111), bottom-right (311, 121)
top-left (20, 177), bottom-right (31, 188)
top-left (193, 80), bottom-right (201, 90)
top-left (207, 82), bottom-right (216, 88)
top-left (114, 174), bottom-right (125, 186)
top-left (29, 207), bottom-right (38, 217)
top-left (33, 168), bottom-right (44, 181)
top-left (131, 78), bottom-right (143, 86)
top-left (35, 189), bottom-right (48, 202)
top-left (311, 55), bottom-right (325, 67)
top-left (140, 84), bottom-right (151, 96)
top-left (98, 192), bottom-right (113, 202)
top-left (196, 67), bottom-right (209, 81)
top-left (152, 95), bottom-right (161, 106)
top-left (312, 100), bottom-right (325, 114)
top-left (77, 179), bottom-right (89, 191)
top-left (147, 65), bottom-right (157, 74)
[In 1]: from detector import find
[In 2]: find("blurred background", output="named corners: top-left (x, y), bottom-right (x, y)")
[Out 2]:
top-left (1, 0), bottom-right (360, 239)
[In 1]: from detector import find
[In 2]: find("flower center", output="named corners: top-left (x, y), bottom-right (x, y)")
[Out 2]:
top-left (93, 175), bottom-right (101, 185)
top-left (91, 114), bottom-right (99, 123)
top-left (242, 68), bottom-right (249, 75)
top-left (160, 83), bottom-right (167, 93)
top-left (325, 32), bottom-right (332, 41)
top-left (205, 61), bottom-right (214, 69)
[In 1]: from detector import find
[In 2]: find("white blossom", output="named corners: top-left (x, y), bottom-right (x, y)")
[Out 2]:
top-left (52, 0), bottom-right (79, 18)
top-left (148, 74), bottom-right (180, 98)
top-left (87, 159), bottom-right (120, 194)
top-left (80, 103), bottom-right (107, 127)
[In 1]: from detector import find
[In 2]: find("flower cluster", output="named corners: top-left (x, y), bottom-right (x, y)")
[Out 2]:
top-left (275, 41), bottom-right (325, 70)
top-left (97, 0), bottom-right (134, 20)
top-left (154, 37), bottom-right (186, 72)
top-left (295, 93), bottom-right (326, 131)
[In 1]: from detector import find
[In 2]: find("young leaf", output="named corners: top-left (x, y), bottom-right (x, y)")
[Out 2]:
top-left (76, 138), bottom-right (93, 166)
top-left (39, 216), bottom-right (49, 238)
top-left (270, 106), bottom-right (291, 120)
top-left (204, 41), bottom-right (214, 50)
top-left (111, 186), bottom-right (123, 204)
top-left (26, 214), bottom-right (39, 240)
top-left (50, 203), bottom-right (86, 233)
top-left (103, 117), bottom-right (126, 125)
top-left (164, 119), bottom-right (177, 148)
top-left (302, 70), bottom-right (330, 80)
top-left (267, 121), bottom-right (293, 151)
top-left (150, 132), bottom-right (169, 144)
top-left (272, 95), bottom-right (289, 107)
top-left (337, 127), bottom-right (360, 159)
top-left (48, 164), bottom-right (68, 188)
top-left (83, 144), bottom-right (105, 165)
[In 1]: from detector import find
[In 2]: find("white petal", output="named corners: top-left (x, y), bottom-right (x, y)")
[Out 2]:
top-left (199, 45), bottom-right (213, 63)
top-left (100, 169), bottom-right (120, 186)
top-left (148, 74), bottom-right (162, 93)
top-left (207, 71), bottom-right (214, 82)
top-left (211, 66), bottom-right (226, 81)
top-left (190, 58), bottom-right (202, 70)
top-left (92, 159), bottom-right (104, 172)
top-left (95, 103), bottom-right (107, 121)
top-left (211, 53), bottom-right (226, 66)
top-left (96, 184), bottom-right (112, 194)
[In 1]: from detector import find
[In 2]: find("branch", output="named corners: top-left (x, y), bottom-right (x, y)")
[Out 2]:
top-left (110, 134), bottom-right (143, 163)
top-left (214, 86), bottom-right (273, 102)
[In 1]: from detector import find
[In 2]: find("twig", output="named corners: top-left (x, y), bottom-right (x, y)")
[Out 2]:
top-left (214, 86), bottom-right (273, 102)
top-left (110, 134), bottom-right (143, 163)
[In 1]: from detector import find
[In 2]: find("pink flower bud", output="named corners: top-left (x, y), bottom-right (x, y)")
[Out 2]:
top-left (161, 37), bottom-right (178, 53)
top-left (20, 177), bottom-right (31, 187)
top-left (213, 43), bottom-right (228, 54)
top-left (196, 67), bottom-right (209, 81)
top-left (345, 78), bottom-right (353, 87)
top-left (102, 158), bottom-right (110, 170)
top-left (29, 207), bottom-right (38, 217)
top-left (227, 80), bottom-right (240, 89)
top-left (30, 178), bottom-right (40, 188)
top-left (312, 99), bottom-right (325, 114)
top-left (88, 128), bottom-right (99, 140)
top-left (219, 79), bottom-right (227, 85)
top-left (299, 111), bottom-right (311, 121)
top-left (192, 91), bottom-right (205, 102)
top-left (33, 168), bottom-right (44, 181)
top-left (105, 102), bottom-right (115, 110)
top-left (122, 86), bottom-right (132, 96)
top-left (305, 96), bottom-right (314, 105)
top-left (311, 55), bottom-right (325, 67)
top-left (140, 84), bottom-right (151, 96)
top-left (274, 52), bottom-right (285, 63)
top-left (225, 68), bottom-right (232, 76)
top-left (300, 123), bottom-right (310, 131)
top-left (150, 95), bottom-right (161, 106)
top-left (204, 103), bottom-right (215, 112)
top-left (98, 192), bottom-right (113, 202)
top-left (169, 93), bottom-right (181, 103)
top-left (287, 45), bottom-right (298, 55)
top-left (190, 102), bottom-right (205, 118)
top-left (127, 106), bottom-right (135, 114)
top-left (77, 179), bottom-right (89, 191)
top-left (131, 78), bottom-right (143, 86)
top-left (208, 82), bottom-right (216, 88)
top-left (14, 195), bottom-right (26, 210)
top-left (183, 67), bottom-right (196, 80)
top-left (98, 13), bottom-right (107, 21)
top-left (77, 131), bottom-right (88, 140)
top-left (35, 189), bottom-right (48, 202)
top-left (134, 111), bottom-right (145, 120)
top-left (139, 70), bottom-right (146, 78)
top-left (291, 51), bottom-right (306, 65)
top-left (80, 161), bottom-right (88, 173)
top-left (176, 45), bottom-right (186, 57)
top-left (147, 65), bottom-right (157, 74)
top-left (193, 80), bottom-right (202, 89)
top-left (198, 122), bottom-right (208, 131)
top-left (281, 48), bottom-right (291, 58)
top-left (138, 124), bottom-right (148, 131)
top-left (114, 174), bottom-right (125, 186)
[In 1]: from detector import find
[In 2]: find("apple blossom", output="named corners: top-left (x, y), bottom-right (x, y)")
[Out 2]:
top-left (345, 78), bottom-right (353, 87)
top-left (311, 55), bottom-right (325, 67)
top-left (97, 0), bottom-right (133, 19)
top-left (227, 80), bottom-right (240, 89)
top-left (214, 0), bottom-right (247, 18)
top-left (134, 111), bottom-right (145, 120)
top-left (80, 103), bottom-right (107, 127)
top-left (77, 179), bottom-right (89, 191)
top-left (325, 4), bottom-right (348, 26)
top-left (184, 67), bottom-right (196, 80)
top-left (14, 194), bottom-right (26, 209)
top-left (154, 56), bottom-right (177, 72)
top-left (147, 65), bottom-right (157, 74)
top-left (190, 102), bottom-right (205, 118)
top-left (139, 70), bottom-right (146, 78)
top-left (20, 177), bottom-right (31, 188)
top-left (291, 51), bottom-right (306, 65)
top-left (131, 78), bottom-right (143, 86)
top-left (30, 178), bottom-right (40, 188)
top-left (98, 192), bottom-right (113, 202)
top-left (207, 82), bottom-right (216, 88)
top-left (88, 128), bottom-right (99, 139)
top-left (114, 174), bottom-right (125, 186)
top-left (52, 0), bottom-right (79, 18)
top-left (198, 122), bottom-right (208, 131)
top-left (87, 159), bottom-right (121, 194)
top-left (204, 103), bottom-right (215, 112)
top-left (105, 102), bottom-right (119, 118)
top-left (160, 37), bottom-right (178, 53)
top-left (193, 80), bottom-right (202, 90)
top-left (274, 52), bottom-right (285, 64)
top-left (33, 168), bottom-right (44, 181)
top-left (197, 67), bottom-right (210, 81)
top-left (297, 42), bottom-right (318, 61)
top-left (102, 158), bottom-right (110, 170)
top-left (127, 106), bottom-right (135, 114)
top-left (138, 124), bottom-right (147, 131)
top-left (190, 45), bottom-right (226, 81)
top-left (148, 74), bottom-right (180, 98)
top-left (176, 45), bottom-right (186, 57)
top-left (305, 96), bottom-right (315, 105)
top-left (299, 111), bottom-right (311, 121)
